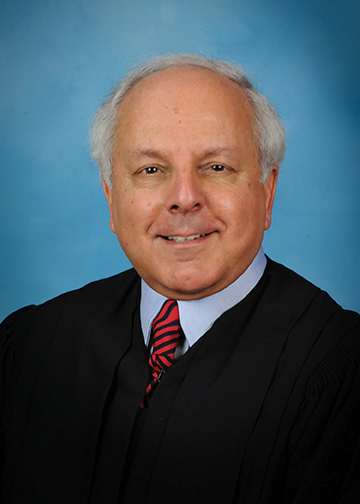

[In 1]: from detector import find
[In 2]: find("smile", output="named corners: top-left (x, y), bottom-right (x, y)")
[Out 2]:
top-left (164, 233), bottom-right (208, 243)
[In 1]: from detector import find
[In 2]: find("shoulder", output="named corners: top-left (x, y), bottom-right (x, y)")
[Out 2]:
top-left (1, 268), bottom-right (139, 325)
top-left (265, 256), bottom-right (360, 323)
top-left (0, 268), bottom-right (140, 363)
top-left (261, 258), bottom-right (360, 376)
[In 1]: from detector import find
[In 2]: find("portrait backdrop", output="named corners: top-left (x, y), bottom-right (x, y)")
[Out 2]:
top-left (1, 0), bottom-right (359, 320)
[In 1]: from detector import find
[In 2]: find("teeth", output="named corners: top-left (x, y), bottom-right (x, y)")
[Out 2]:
top-left (167, 234), bottom-right (205, 242)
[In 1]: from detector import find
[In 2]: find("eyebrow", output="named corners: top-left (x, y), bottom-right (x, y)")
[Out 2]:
top-left (132, 148), bottom-right (167, 159)
top-left (200, 147), bottom-right (235, 158)
top-left (131, 146), bottom-right (236, 159)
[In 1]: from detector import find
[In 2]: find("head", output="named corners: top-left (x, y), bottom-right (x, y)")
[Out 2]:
top-left (90, 55), bottom-right (286, 300)
top-left (90, 54), bottom-right (286, 188)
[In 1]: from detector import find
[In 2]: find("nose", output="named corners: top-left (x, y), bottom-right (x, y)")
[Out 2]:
top-left (166, 170), bottom-right (205, 214)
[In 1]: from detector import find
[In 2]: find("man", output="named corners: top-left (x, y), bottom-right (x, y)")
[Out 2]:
top-left (1, 54), bottom-right (359, 503)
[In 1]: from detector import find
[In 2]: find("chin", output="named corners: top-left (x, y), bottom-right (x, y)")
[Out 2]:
top-left (166, 275), bottom-right (222, 299)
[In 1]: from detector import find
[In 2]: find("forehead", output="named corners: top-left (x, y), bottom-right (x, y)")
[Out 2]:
top-left (116, 65), bottom-right (255, 130)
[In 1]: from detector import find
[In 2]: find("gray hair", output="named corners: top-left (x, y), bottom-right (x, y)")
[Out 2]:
top-left (90, 54), bottom-right (286, 188)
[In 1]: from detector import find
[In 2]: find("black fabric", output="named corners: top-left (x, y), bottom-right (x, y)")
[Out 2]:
top-left (1, 259), bottom-right (360, 503)
top-left (88, 306), bottom-right (149, 503)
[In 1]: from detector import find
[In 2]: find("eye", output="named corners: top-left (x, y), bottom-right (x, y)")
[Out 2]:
top-left (210, 164), bottom-right (226, 172)
top-left (143, 166), bottom-right (159, 174)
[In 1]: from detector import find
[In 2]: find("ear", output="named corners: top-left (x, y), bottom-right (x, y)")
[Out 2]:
top-left (102, 178), bottom-right (116, 234)
top-left (263, 167), bottom-right (278, 231)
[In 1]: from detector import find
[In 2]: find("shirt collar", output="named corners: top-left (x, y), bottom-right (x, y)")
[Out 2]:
top-left (140, 247), bottom-right (266, 348)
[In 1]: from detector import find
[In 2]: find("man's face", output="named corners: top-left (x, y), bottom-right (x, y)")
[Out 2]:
top-left (103, 66), bottom-right (277, 300)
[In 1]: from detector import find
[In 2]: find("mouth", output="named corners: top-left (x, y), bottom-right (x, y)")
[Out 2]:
top-left (162, 233), bottom-right (211, 243)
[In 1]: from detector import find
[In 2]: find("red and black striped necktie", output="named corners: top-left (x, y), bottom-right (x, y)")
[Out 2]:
top-left (140, 299), bottom-right (181, 408)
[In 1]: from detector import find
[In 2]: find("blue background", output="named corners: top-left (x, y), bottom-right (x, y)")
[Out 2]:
top-left (1, 0), bottom-right (359, 320)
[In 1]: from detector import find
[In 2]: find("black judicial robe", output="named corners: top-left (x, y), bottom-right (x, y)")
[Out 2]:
top-left (1, 259), bottom-right (360, 503)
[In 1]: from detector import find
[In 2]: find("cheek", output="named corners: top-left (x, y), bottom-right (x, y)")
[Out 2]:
top-left (219, 188), bottom-right (265, 234)
top-left (216, 188), bottom-right (250, 221)
top-left (112, 191), bottom-right (157, 236)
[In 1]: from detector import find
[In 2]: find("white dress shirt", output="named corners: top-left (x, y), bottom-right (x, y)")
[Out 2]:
top-left (140, 247), bottom-right (267, 357)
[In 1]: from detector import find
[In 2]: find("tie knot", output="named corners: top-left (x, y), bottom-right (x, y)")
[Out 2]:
top-left (151, 299), bottom-right (181, 363)
top-left (152, 299), bottom-right (180, 345)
